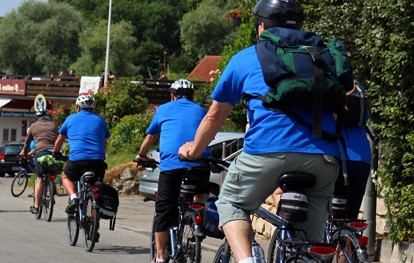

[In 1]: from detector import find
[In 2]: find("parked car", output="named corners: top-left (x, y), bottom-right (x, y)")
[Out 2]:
top-left (138, 132), bottom-right (245, 201)
top-left (0, 143), bottom-right (24, 177)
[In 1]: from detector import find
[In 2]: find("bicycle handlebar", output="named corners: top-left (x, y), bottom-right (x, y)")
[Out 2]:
top-left (132, 158), bottom-right (159, 170)
top-left (179, 155), bottom-right (230, 173)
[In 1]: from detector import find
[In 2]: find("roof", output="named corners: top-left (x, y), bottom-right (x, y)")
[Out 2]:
top-left (187, 55), bottom-right (221, 82)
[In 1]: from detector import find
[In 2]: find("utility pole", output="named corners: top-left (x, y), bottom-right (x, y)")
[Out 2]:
top-left (104, 0), bottom-right (112, 88)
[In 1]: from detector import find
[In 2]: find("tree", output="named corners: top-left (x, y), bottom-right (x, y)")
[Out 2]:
top-left (0, 1), bottom-right (83, 75)
top-left (72, 20), bottom-right (137, 77)
top-left (180, 0), bottom-right (233, 60)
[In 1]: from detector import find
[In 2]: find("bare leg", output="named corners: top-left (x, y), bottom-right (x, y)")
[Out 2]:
top-left (155, 231), bottom-right (169, 260)
top-left (62, 173), bottom-right (75, 196)
top-left (222, 219), bottom-right (253, 262)
top-left (272, 187), bottom-right (284, 208)
top-left (34, 177), bottom-right (44, 208)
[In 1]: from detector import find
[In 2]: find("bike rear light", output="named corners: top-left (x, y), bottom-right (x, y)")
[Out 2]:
top-left (359, 235), bottom-right (369, 248)
top-left (49, 175), bottom-right (56, 180)
top-left (308, 246), bottom-right (336, 261)
top-left (349, 221), bottom-right (368, 232)
top-left (94, 193), bottom-right (100, 200)
top-left (195, 215), bottom-right (203, 225)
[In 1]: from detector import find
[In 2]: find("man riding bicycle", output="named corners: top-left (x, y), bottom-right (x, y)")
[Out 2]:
top-left (53, 93), bottom-right (110, 215)
top-left (21, 108), bottom-right (58, 214)
top-left (136, 79), bottom-right (210, 263)
top-left (178, 1), bottom-right (355, 263)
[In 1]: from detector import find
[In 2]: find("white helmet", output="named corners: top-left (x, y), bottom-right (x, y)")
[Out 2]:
top-left (35, 108), bottom-right (49, 116)
top-left (76, 94), bottom-right (96, 109)
top-left (169, 79), bottom-right (194, 98)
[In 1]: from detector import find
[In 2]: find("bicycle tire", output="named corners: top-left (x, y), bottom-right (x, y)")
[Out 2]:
top-left (11, 170), bottom-right (28, 197)
top-left (331, 234), bottom-right (361, 263)
top-left (180, 220), bottom-right (202, 263)
top-left (43, 179), bottom-right (55, 222)
top-left (213, 242), bottom-right (236, 263)
top-left (67, 209), bottom-right (80, 246)
top-left (83, 193), bottom-right (100, 252)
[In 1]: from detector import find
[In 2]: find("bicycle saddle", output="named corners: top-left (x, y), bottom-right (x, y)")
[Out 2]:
top-left (279, 172), bottom-right (316, 192)
top-left (81, 171), bottom-right (97, 184)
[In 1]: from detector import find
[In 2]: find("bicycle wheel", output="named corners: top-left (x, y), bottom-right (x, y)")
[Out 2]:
top-left (332, 235), bottom-right (360, 263)
top-left (43, 179), bottom-right (56, 222)
top-left (213, 242), bottom-right (236, 263)
top-left (67, 209), bottom-right (80, 246)
top-left (11, 170), bottom-right (28, 197)
top-left (83, 193), bottom-right (100, 252)
top-left (180, 220), bottom-right (201, 263)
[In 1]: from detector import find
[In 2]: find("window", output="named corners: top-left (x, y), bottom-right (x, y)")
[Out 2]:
top-left (11, 129), bottom-right (17, 142)
top-left (3, 129), bottom-right (9, 142)
top-left (21, 120), bottom-right (27, 136)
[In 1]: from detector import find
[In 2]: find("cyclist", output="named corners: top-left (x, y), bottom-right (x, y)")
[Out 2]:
top-left (178, 1), bottom-right (354, 262)
top-left (21, 109), bottom-right (58, 214)
top-left (53, 93), bottom-right (110, 215)
top-left (136, 79), bottom-right (210, 263)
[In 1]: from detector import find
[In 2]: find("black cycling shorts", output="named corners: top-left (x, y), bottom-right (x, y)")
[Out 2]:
top-left (64, 160), bottom-right (107, 182)
top-left (154, 167), bottom-right (210, 232)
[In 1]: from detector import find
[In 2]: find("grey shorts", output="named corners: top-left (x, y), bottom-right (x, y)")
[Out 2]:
top-left (216, 151), bottom-right (339, 240)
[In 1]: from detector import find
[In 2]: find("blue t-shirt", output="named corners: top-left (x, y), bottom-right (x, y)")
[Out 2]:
top-left (211, 28), bottom-right (353, 159)
top-left (146, 99), bottom-right (210, 171)
top-left (59, 110), bottom-right (110, 161)
top-left (343, 126), bottom-right (371, 164)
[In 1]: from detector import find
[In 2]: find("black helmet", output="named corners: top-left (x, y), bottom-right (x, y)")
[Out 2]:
top-left (253, 0), bottom-right (304, 29)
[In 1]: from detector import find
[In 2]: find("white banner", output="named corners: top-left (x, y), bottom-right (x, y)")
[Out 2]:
top-left (79, 76), bottom-right (101, 94)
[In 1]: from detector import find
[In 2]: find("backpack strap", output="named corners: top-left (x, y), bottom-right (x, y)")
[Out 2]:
top-left (308, 47), bottom-right (324, 138)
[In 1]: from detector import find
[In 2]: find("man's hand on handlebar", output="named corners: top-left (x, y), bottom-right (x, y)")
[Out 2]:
top-left (133, 154), bottom-right (158, 170)
top-left (53, 151), bottom-right (64, 160)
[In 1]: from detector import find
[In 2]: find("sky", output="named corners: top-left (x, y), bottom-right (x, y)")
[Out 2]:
top-left (0, 0), bottom-right (48, 17)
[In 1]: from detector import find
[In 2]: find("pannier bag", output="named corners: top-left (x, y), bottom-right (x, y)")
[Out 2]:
top-left (277, 192), bottom-right (309, 222)
top-left (203, 198), bottom-right (225, 239)
top-left (98, 183), bottom-right (119, 230)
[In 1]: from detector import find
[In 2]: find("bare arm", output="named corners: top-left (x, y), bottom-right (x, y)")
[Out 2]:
top-left (179, 100), bottom-right (233, 159)
top-left (136, 134), bottom-right (160, 158)
top-left (53, 134), bottom-right (67, 152)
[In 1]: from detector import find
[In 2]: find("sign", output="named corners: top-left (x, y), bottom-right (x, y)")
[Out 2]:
top-left (0, 79), bottom-right (26, 96)
top-left (0, 112), bottom-right (35, 118)
top-left (34, 94), bottom-right (47, 111)
top-left (79, 76), bottom-right (101, 94)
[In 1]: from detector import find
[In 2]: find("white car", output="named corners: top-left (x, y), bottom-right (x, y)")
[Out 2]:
top-left (138, 132), bottom-right (244, 201)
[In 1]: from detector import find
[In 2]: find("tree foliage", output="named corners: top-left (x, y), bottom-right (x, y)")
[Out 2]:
top-left (0, 1), bottom-right (83, 75)
top-left (180, 0), bottom-right (233, 60)
top-left (72, 19), bottom-right (137, 77)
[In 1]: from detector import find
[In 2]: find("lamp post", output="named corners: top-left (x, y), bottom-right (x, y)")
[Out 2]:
top-left (104, 0), bottom-right (112, 88)
top-left (163, 51), bottom-right (167, 76)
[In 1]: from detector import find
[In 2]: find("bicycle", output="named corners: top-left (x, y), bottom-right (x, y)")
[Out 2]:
top-left (66, 170), bottom-right (104, 252)
top-left (318, 195), bottom-right (370, 263)
top-left (208, 158), bottom-right (338, 263)
top-left (11, 156), bottom-right (35, 197)
top-left (134, 157), bottom-right (212, 263)
top-left (32, 154), bottom-right (66, 222)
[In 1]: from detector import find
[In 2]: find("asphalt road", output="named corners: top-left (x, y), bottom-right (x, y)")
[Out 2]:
top-left (0, 176), bottom-right (227, 263)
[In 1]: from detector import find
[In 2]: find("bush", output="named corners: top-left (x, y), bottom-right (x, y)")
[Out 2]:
top-left (108, 107), bottom-right (156, 154)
